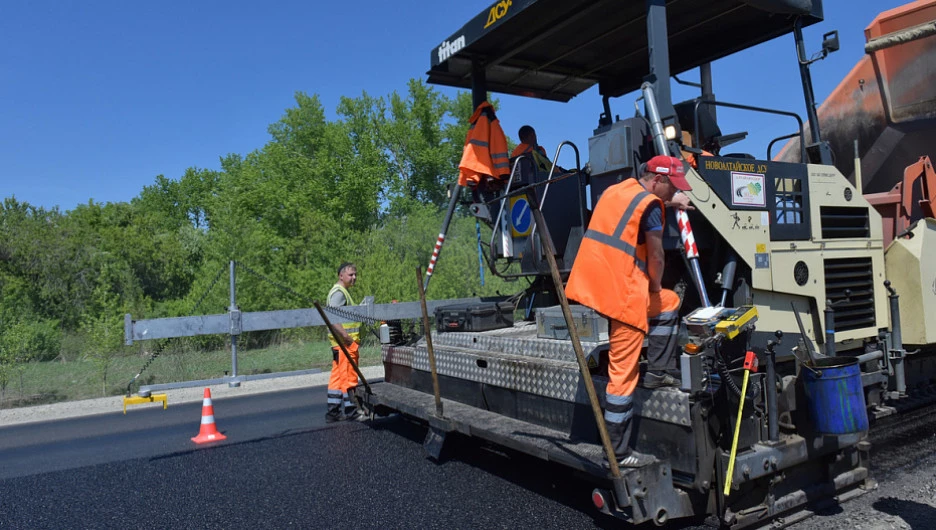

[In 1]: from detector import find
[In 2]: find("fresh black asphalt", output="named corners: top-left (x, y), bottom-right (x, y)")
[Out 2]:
top-left (0, 387), bottom-right (617, 529)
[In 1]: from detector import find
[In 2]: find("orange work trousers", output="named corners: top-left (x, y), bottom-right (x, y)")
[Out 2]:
top-left (328, 341), bottom-right (360, 393)
top-left (606, 289), bottom-right (680, 397)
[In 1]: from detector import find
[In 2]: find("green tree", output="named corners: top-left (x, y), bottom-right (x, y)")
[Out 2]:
top-left (0, 78), bottom-right (522, 392)
top-left (380, 80), bottom-right (470, 215)
top-left (80, 262), bottom-right (131, 396)
top-left (0, 318), bottom-right (60, 404)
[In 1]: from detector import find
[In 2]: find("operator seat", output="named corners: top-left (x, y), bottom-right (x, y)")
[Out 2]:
top-left (674, 99), bottom-right (749, 155)
top-left (675, 99), bottom-right (721, 153)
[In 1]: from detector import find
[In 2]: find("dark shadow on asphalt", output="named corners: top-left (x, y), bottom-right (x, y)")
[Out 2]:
top-left (366, 414), bottom-right (708, 529)
top-left (145, 412), bottom-right (708, 528)
top-left (147, 416), bottom-right (387, 462)
top-left (813, 502), bottom-right (845, 517)
top-left (873, 497), bottom-right (936, 529)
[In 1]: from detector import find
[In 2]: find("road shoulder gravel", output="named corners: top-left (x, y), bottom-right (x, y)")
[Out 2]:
top-left (0, 365), bottom-right (385, 427)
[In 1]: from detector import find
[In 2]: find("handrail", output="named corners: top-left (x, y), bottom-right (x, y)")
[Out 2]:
top-left (485, 141), bottom-right (583, 280)
top-left (488, 157), bottom-right (527, 260)
top-left (692, 99), bottom-right (807, 163)
top-left (767, 132), bottom-right (802, 161)
top-left (529, 140), bottom-right (583, 237)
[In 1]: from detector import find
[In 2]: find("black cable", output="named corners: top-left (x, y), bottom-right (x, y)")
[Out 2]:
top-left (715, 352), bottom-right (743, 398)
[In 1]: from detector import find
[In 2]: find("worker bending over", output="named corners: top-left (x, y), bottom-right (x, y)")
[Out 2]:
top-left (566, 155), bottom-right (691, 468)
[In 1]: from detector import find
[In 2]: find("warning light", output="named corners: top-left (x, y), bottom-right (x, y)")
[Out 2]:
top-left (684, 343), bottom-right (702, 354)
top-left (592, 490), bottom-right (606, 510)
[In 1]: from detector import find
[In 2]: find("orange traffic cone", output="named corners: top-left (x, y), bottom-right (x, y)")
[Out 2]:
top-left (192, 388), bottom-right (227, 444)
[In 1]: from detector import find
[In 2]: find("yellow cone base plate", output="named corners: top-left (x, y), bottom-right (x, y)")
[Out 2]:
top-left (123, 393), bottom-right (168, 414)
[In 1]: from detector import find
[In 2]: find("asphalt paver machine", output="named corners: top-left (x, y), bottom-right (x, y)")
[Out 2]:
top-left (356, 1), bottom-right (936, 527)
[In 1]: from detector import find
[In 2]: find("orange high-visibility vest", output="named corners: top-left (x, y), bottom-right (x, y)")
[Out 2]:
top-left (566, 179), bottom-right (663, 332)
top-left (511, 142), bottom-right (552, 173)
top-left (458, 102), bottom-right (510, 186)
top-left (510, 142), bottom-right (547, 158)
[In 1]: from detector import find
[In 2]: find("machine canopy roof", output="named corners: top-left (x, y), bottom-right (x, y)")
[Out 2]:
top-left (428, 0), bottom-right (823, 102)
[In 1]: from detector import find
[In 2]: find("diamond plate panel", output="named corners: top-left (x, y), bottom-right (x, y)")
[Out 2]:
top-left (429, 321), bottom-right (606, 362)
top-left (633, 388), bottom-right (692, 427)
top-left (383, 340), bottom-right (692, 425)
top-left (429, 347), bottom-right (581, 401)
top-left (383, 345), bottom-right (413, 367)
top-left (384, 343), bottom-right (582, 401)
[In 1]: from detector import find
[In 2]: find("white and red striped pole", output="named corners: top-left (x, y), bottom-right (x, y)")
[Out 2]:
top-left (425, 232), bottom-right (445, 279)
top-left (423, 184), bottom-right (462, 293)
top-left (676, 209), bottom-right (712, 307)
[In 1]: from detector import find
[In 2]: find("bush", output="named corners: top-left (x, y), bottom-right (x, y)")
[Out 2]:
top-left (0, 318), bottom-right (62, 363)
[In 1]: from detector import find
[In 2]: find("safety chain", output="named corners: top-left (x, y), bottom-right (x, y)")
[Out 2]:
top-left (234, 261), bottom-right (383, 325)
top-left (126, 263), bottom-right (228, 396)
top-left (191, 264), bottom-right (228, 314)
top-left (125, 342), bottom-right (165, 396)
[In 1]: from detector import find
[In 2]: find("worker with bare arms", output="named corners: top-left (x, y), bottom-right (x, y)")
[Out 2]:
top-left (325, 262), bottom-right (363, 422)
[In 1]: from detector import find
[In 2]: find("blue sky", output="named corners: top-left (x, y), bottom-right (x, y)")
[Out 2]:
top-left (1, 0), bottom-right (909, 211)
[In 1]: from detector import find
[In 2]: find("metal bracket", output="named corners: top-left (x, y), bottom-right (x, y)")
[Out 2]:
top-left (230, 309), bottom-right (242, 336)
top-left (423, 426), bottom-right (447, 461)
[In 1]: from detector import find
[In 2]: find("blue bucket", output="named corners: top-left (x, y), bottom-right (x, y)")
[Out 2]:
top-left (802, 356), bottom-right (869, 435)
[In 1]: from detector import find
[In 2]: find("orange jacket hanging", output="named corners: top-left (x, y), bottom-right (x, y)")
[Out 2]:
top-left (566, 179), bottom-right (663, 332)
top-left (458, 101), bottom-right (510, 186)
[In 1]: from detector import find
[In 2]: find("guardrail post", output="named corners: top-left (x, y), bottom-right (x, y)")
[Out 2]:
top-left (229, 260), bottom-right (241, 387)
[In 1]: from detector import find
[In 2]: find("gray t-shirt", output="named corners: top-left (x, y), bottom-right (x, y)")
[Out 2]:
top-left (328, 288), bottom-right (348, 307)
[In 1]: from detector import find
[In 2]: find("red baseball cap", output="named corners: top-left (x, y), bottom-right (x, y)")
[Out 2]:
top-left (646, 155), bottom-right (692, 191)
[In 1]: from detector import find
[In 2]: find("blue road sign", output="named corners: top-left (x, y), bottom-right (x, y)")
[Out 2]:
top-left (510, 197), bottom-right (532, 236)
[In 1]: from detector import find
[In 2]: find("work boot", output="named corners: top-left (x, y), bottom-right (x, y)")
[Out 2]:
top-left (325, 402), bottom-right (344, 423)
top-left (606, 414), bottom-right (633, 457)
top-left (326, 389), bottom-right (344, 423)
top-left (604, 450), bottom-right (657, 469)
top-left (642, 371), bottom-right (681, 390)
top-left (343, 407), bottom-right (368, 422)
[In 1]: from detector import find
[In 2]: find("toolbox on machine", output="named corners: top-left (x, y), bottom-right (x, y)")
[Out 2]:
top-left (435, 301), bottom-right (515, 332)
top-left (536, 305), bottom-right (609, 342)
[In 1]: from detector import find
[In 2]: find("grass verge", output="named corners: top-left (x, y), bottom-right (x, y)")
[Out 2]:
top-left (0, 339), bottom-right (382, 409)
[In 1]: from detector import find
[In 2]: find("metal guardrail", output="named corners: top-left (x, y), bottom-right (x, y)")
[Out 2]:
top-left (124, 259), bottom-right (508, 391)
top-left (125, 297), bottom-right (503, 344)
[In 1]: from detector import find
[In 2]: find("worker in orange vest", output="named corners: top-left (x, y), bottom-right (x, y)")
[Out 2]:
top-left (566, 155), bottom-right (692, 468)
top-left (510, 125), bottom-right (554, 173)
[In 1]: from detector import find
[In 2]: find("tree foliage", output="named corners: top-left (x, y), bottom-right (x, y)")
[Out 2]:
top-left (0, 80), bottom-right (516, 396)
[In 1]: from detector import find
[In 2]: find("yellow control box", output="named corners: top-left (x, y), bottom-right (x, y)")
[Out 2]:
top-left (715, 305), bottom-right (758, 339)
